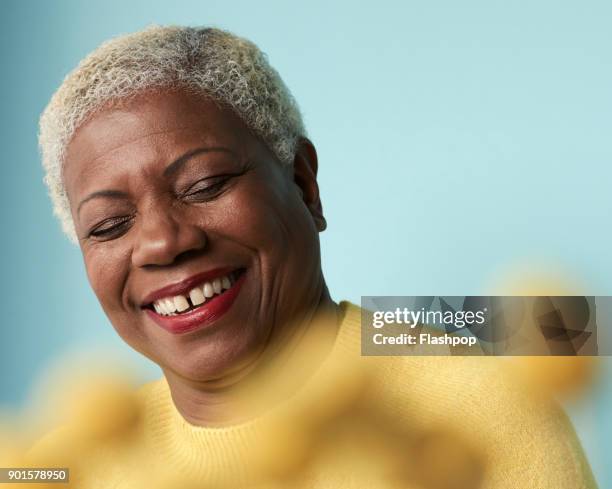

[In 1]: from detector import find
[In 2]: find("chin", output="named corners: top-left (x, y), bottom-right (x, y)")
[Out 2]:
top-left (157, 328), bottom-right (268, 383)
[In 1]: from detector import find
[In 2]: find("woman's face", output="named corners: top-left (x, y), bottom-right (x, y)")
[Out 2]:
top-left (63, 90), bottom-right (326, 383)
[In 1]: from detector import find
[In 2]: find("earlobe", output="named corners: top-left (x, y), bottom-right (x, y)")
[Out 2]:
top-left (315, 215), bottom-right (327, 232)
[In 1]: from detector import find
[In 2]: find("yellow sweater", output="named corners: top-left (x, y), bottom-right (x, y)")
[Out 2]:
top-left (32, 301), bottom-right (598, 488)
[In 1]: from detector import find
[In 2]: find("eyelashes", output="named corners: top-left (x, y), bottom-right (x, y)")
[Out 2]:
top-left (181, 175), bottom-right (232, 201)
top-left (88, 215), bottom-right (134, 240)
top-left (181, 164), bottom-right (251, 201)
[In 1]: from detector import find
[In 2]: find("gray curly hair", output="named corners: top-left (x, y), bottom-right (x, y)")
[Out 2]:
top-left (39, 25), bottom-right (306, 242)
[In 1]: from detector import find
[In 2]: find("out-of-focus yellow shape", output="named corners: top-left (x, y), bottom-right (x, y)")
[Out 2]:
top-left (13, 324), bottom-right (494, 488)
top-left (61, 376), bottom-right (142, 443)
top-left (486, 264), bottom-right (584, 296)
top-left (396, 428), bottom-right (486, 489)
top-left (511, 356), bottom-right (599, 399)
top-left (250, 414), bottom-right (317, 482)
top-left (25, 372), bottom-right (144, 489)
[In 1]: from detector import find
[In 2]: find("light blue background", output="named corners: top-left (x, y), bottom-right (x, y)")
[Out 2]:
top-left (1, 0), bottom-right (611, 485)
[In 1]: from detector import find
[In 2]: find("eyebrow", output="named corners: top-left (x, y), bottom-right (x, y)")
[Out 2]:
top-left (77, 146), bottom-right (237, 215)
top-left (77, 189), bottom-right (129, 215)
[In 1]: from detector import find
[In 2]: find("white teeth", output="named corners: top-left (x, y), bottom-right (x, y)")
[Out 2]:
top-left (152, 272), bottom-right (238, 316)
top-left (164, 298), bottom-right (177, 314)
top-left (189, 287), bottom-right (205, 306)
top-left (174, 295), bottom-right (190, 312)
top-left (203, 282), bottom-right (214, 298)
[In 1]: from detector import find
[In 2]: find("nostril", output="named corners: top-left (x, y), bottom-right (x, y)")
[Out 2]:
top-left (172, 247), bottom-right (208, 266)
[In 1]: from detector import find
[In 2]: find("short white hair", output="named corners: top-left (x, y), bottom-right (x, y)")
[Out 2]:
top-left (39, 25), bottom-right (306, 242)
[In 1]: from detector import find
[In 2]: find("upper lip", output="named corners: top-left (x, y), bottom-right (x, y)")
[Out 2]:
top-left (140, 267), bottom-right (237, 306)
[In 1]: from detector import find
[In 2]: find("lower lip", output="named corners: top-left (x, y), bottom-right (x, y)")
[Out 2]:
top-left (145, 272), bottom-right (246, 335)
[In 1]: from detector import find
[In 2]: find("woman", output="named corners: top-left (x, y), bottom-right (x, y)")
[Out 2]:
top-left (36, 26), bottom-right (596, 488)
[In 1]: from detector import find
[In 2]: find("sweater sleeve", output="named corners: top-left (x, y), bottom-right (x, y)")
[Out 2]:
top-left (376, 356), bottom-right (598, 489)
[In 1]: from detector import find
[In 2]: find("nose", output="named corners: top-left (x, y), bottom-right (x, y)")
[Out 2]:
top-left (131, 205), bottom-right (207, 268)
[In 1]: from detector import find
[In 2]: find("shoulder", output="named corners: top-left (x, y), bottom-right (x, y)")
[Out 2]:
top-left (374, 355), bottom-right (597, 488)
top-left (338, 300), bottom-right (596, 487)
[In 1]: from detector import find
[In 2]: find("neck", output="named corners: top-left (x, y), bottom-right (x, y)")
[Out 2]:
top-left (163, 283), bottom-right (340, 427)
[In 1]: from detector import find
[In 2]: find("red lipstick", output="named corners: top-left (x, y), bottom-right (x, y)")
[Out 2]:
top-left (143, 268), bottom-right (246, 335)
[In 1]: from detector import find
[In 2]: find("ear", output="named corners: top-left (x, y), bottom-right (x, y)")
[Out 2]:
top-left (292, 137), bottom-right (327, 232)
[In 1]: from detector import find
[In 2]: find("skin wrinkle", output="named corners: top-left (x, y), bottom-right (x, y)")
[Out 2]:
top-left (249, 145), bottom-right (328, 393)
top-left (77, 124), bottom-right (206, 172)
top-left (64, 89), bottom-right (338, 426)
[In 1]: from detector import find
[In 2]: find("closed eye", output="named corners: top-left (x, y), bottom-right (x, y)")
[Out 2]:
top-left (181, 170), bottom-right (247, 202)
top-left (183, 177), bottom-right (229, 200)
top-left (88, 215), bottom-right (133, 240)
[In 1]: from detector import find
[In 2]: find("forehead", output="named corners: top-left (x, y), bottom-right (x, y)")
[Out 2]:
top-left (63, 90), bottom-right (253, 198)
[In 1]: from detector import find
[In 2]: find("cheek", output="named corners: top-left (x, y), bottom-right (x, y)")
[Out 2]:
top-left (208, 180), bottom-right (321, 299)
top-left (82, 245), bottom-right (131, 317)
top-left (211, 180), bottom-right (315, 262)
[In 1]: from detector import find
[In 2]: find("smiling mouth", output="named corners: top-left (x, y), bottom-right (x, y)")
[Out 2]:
top-left (144, 269), bottom-right (245, 317)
